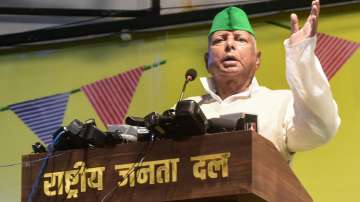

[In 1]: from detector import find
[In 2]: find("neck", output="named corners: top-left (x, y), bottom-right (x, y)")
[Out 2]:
top-left (214, 77), bottom-right (252, 100)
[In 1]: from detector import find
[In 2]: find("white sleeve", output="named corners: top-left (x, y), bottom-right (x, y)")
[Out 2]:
top-left (283, 35), bottom-right (341, 152)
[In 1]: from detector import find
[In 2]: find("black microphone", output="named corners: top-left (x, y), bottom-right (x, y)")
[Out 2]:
top-left (185, 68), bottom-right (197, 82)
top-left (207, 118), bottom-right (236, 133)
top-left (178, 68), bottom-right (197, 102)
top-left (207, 114), bottom-right (258, 133)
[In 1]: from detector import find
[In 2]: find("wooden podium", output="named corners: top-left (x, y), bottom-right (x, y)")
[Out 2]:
top-left (22, 131), bottom-right (312, 202)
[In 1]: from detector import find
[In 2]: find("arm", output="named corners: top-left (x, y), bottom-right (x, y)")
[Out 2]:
top-left (284, 0), bottom-right (340, 152)
top-left (284, 36), bottom-right (340, 151)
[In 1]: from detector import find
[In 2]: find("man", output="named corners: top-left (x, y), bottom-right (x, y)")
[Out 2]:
top-left (187, 0), bottom-right (340, 161)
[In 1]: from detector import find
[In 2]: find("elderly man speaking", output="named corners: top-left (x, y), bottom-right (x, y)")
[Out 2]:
top-left (188, 0), bottom-right (340, 161)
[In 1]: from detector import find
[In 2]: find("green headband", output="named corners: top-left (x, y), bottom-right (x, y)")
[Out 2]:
top-left (209, 6), bottom-right (255, 37)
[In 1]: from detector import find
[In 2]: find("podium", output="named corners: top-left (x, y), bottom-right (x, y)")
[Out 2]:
top-left (22, 131), bottom-right (312, 202)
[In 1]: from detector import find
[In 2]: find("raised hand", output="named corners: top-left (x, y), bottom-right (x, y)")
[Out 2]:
top-left (289, 0), bottom-right (320, 45)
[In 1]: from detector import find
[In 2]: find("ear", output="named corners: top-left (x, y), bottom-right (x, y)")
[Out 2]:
top-left (204, 52), bottom-right (209, 70)
top-left (255, 51), bottom-right (261, 70)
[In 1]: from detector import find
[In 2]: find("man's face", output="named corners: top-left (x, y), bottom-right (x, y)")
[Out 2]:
top-left (205, 30), bottom-right (260, 82)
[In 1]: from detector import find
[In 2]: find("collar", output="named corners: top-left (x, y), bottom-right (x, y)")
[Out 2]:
top-left (200, 76), bottom-right (261, 103)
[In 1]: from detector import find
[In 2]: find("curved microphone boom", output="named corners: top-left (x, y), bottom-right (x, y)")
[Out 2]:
top-left (179, 68), bottom-right (197, 102)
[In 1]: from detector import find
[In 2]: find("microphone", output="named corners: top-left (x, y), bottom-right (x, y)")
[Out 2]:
top-left (185, 68), bottom-right (197, 82)
top-left (178, 68), bottom-right (197, 102)
top-left (207, 118), bottom-right (236, 133)
top-left (107, 124), bottom-right (151, 142)
top-left (207, 114), bottom-right (258, 133)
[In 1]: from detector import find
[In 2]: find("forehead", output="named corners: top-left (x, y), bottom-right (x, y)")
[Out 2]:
top-left (211, 30), bottom-right (251, 38)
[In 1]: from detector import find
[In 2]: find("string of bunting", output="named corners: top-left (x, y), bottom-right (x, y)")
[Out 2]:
top-left (0, 60), bottom-right (166, 112)
top-left (1, 59), bottom-right (166, 144)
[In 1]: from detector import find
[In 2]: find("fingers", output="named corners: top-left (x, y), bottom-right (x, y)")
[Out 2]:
top-left (310, 0), bottom-right (320, 18)
top-left (307, 0), bottom-right (319, 22)
top-left (312, 0), bottom-right (320, 16)
top-left (290, 0), bottom-right (319, 38)
top-left (290, 13), bottom-right (299, 34)
top-left (310, 15), bottom-right (318, 37)
top-left (309, 0), bottom-right (319, 36)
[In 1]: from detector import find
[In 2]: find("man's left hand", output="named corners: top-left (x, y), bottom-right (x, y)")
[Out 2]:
top-left (289, 0), bottom-right (320, 45)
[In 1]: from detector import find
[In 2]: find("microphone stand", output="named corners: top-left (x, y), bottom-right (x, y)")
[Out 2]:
top-left (178, 78), bottom-right (190, 102)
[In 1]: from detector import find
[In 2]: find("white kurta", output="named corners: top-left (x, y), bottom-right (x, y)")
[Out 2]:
top-left (186, 36), bottom-right (341, 161)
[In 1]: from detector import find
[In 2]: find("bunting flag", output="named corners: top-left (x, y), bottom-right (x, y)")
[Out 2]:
top-left (9, 93), bottom-right (70, 145)
top-left (81, 67), bottom-right (144, 127)
top-left (316, 33), bottom-right (359, 80)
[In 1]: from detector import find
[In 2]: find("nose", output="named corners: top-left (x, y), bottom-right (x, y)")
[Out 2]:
top-left (225, 38), bottom-right (236, 51)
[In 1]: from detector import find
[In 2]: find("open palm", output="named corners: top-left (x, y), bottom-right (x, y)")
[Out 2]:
top-left (289, 0), bottom-right (320, 45)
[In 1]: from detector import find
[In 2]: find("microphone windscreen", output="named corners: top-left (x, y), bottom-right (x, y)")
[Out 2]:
top-left (207, 118), bottom-right (236, 133)
top-left (185, 68), bottom-right (197, 81)
top-left (120, 134), bottom-right (138, 142)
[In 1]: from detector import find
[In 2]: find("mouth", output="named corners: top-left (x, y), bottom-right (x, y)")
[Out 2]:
top-left (222, 55), bottom-right (239, 67)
